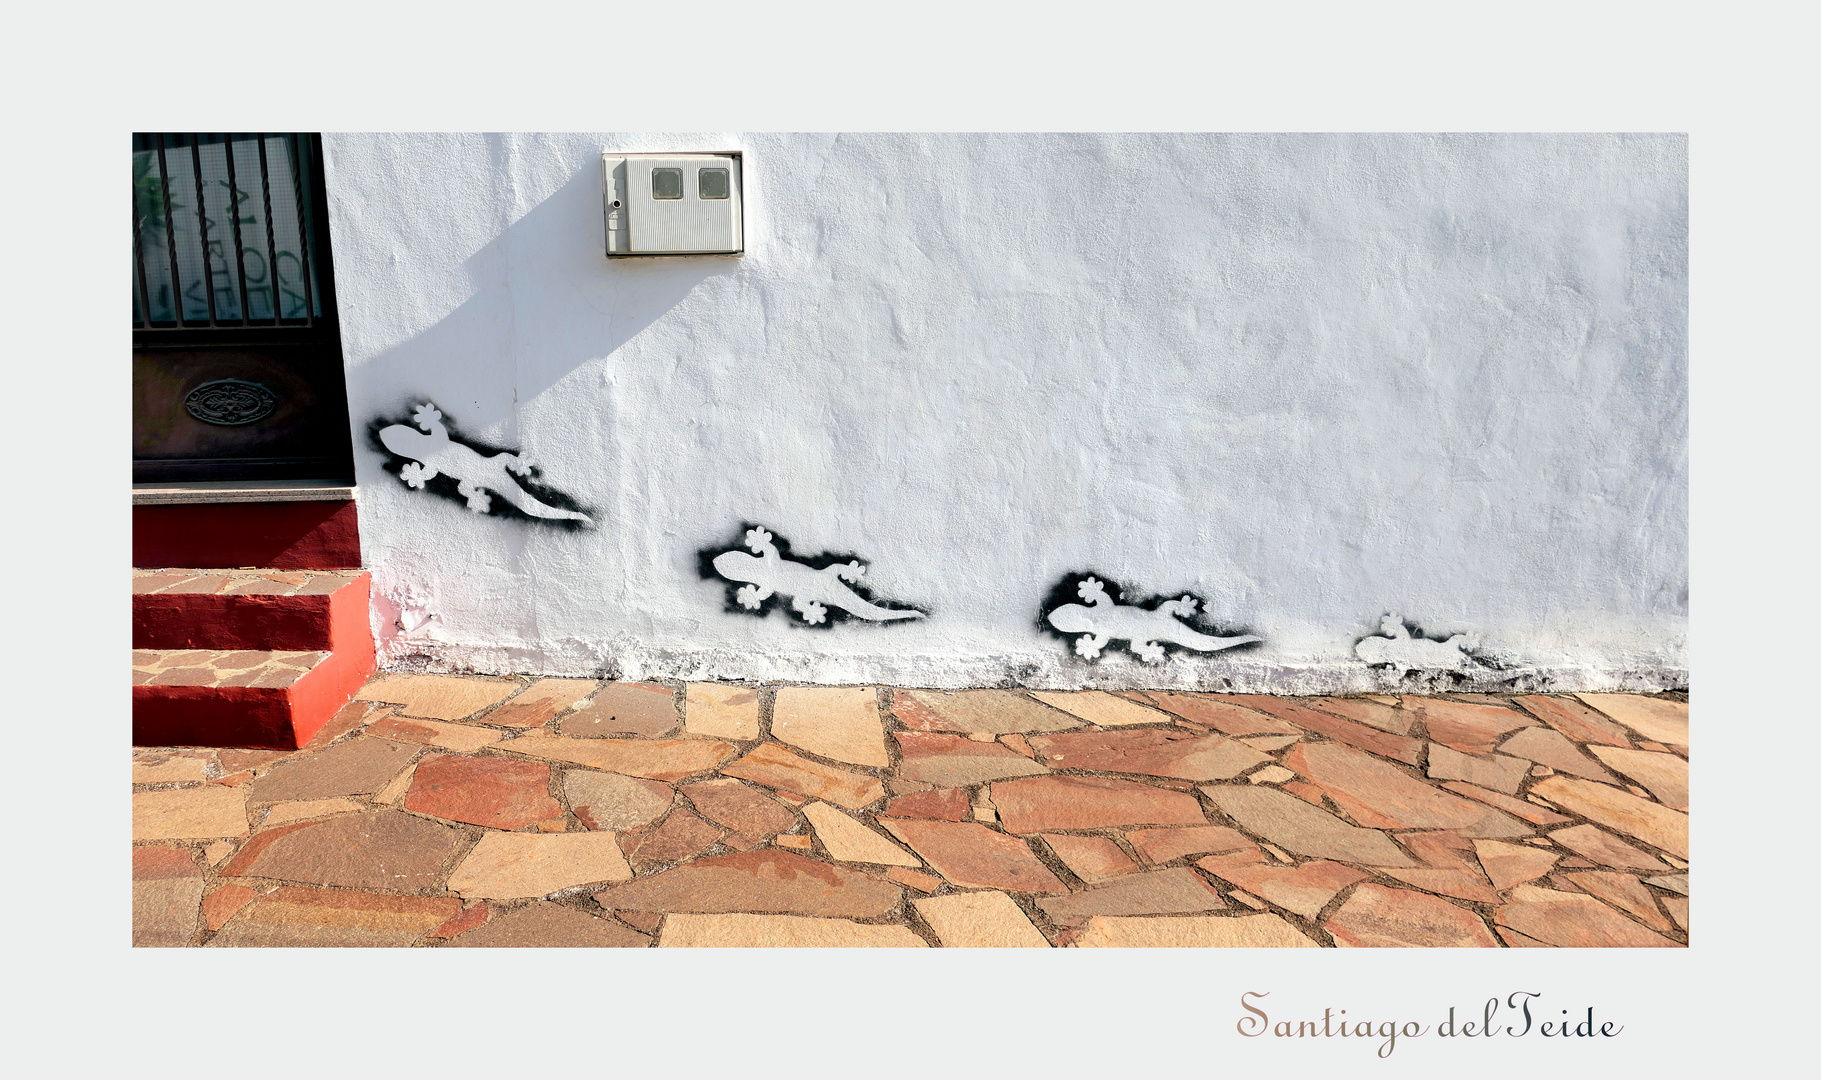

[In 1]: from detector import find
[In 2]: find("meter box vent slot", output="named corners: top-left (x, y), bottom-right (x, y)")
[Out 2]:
top-left (603, 152), bottom-right (743, 256)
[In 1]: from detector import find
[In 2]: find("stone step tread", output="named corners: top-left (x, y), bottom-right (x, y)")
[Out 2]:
top-left (133, 569), bottom-right (366, 597)
top-left (133, 649), bottom-right (331, 690)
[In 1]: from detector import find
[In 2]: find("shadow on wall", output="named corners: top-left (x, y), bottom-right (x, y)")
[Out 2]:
top-left (350, 155), bottom-right (740, 436)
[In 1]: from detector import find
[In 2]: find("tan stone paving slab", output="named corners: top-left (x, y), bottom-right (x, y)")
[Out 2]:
top-left (1029, 690), bottom-right (1171, 727)
top-left (659, 913), bottom-right (927, 947)
top-left (1036, 867), bottom-right (1226, 926)
top-left (262, 798), bottom-right (365, 827)
top-left (1026, 728), bottom-right (1270, 781)
top-left (354, 674), bottom-right (522, 721)
top-left (134, 786), bottom-right (249, 840)
top-left (992, 775), bottom-right (1206, 834)
top-left (1516, 694), bottom-right (1637, 747)
top-left (720, 742), bottom-right (886, 809)
top-left (682, 778), bottom-right (797, 837)
top-left (1217, 695), bottom-right (1423, 765)
top-left (803, 801), bottom-right (921, 867)
top-left (1285, 742), bottom-right (1530, 838)
top-left (483, 678), bottom-right (600, 728)
top-left (1663, 895), bottom-right (1688, 932)
top-left (363, 714), bottom-right (502, 753)
top-left (133, 847), bottom-right (204, 947)
top-left (560, 682), bottom-right (679, 738)
top-left (564, 770), bottom-right (674, 831)
top-left (224, 809), bottom-right (463, 890)
top-left (1644, 872), bottom-right (1689, 895)
top-left (1440, 781), bottom-right (1571, 825)
top-left (502, 732), bottom-right (737, 781)
top-left (593, 850), bottom-right (902, 916)
top-left (405, 754), bottom-right (563, 830)
top-left (880, 818), bottom-right (1068, 893)
top-left (1125, 825), bottom-right (1256, 865)
top-left (1414, 698), bottom-right (1538, 754)
top-left (1494, 885), bottom-right (1680, 947)
top-left (1548, 823), bottom-right (1671, 872)
top-left (1496, 727), bottom-right (1619, 783)
top-left (1325, 883), bottom-right (1499, 947)
top-left (1195, 853), bottom-right (1368, 919)
top-left (1043, 834), bottom-right (1142, 883)
top-left (624, 810), bottom-right (724, 871)
top-left (1472, 838), bottom-right (1560, 891)
top-left (247, 738), bottom-right (420, 802)
top-left (1566, 871), bottom-right (1674, 932)
top-left (1397, 830), bottom-right (1479, 872)
top-left (771, 686), bottom-right (890, 767)
top-left (132, 750), bottom-right (211, 785)
top-left (1073, 913), bottom-right (1319, 948)
top-left (1201, 785), bottom-right (1417, 867)
top-left (1378, 867), bottom-right (1501, 904)
top-left (893, 731), bottom-right (1049, 786)
top-left (685, 683), bottom-right (761, 740)
top-left (448, 831), bottom-right (634, 899)
top-left (1426, 745), bottom-right (1529, 795)
top-left (443, 901), bottom-right (651, 947)
top-left (207, 887), bottom-right (462, 947)
top-left (1587, 746), bottom-right (1688, 810)
top-left (1248, 764), bottom-right (1296, 784)
top-left (1533, 776), bottom-right (1688, 859)
top-left (894, 689), bottom-right (1084, 735)
top-left (1131, 692), bottom-right (1302, 735)
top-left (1307, 697), bottom-right (1413, 735)
top-left (916, 891), bottom-right (1051, 947)
top-left (1575, 695), bottom-right (1688, 747)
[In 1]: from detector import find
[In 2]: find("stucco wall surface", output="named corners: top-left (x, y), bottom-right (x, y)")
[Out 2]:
top-left (323, 132), bottom-right (1687, 692)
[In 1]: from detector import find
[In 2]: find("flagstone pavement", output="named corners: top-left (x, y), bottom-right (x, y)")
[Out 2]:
top-left (132, 677), bottom-right (1690, 947)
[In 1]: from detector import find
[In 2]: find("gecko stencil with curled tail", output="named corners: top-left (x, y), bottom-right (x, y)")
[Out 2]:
top-left (700, 525), bottom-right (926, 627)
top-left (372, 402), bottom-right (593, 527)
top-left (1040, 572), bottom-right (1261, 663)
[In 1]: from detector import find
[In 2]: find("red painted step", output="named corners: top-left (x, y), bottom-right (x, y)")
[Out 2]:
top-left (132, 570), bottom-right (376, 748)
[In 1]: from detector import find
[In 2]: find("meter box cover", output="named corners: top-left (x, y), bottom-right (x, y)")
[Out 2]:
top-left (603, 153), bottom-right (744, 256)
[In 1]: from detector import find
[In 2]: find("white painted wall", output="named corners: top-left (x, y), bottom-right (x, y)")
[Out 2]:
top-left (323, 133), bottom-right (1687, 692)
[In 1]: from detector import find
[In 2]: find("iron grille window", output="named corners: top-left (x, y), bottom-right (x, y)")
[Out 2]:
top-left (132, 133), bottom-right (327, 329)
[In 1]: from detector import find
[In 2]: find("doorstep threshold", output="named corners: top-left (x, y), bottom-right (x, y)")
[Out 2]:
top-left (132, 479), bottom-right (357, 506)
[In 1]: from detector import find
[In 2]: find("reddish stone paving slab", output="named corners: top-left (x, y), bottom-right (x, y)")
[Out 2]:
top-left (892, 731), bottom-right (1049, 786)
top-left (1566, 871), bottom-right (1675, 932)
top-left (880, 818), bottom-right (1068, 893)
top-left (1129, 692), bottom-right (1301, 735)
top-left (593, 850), bottom-right (903, 917)
top-left (1587, 745), bottom-right (1689, 809)
top-left (1548, 824), bottom-right (1672, 872)
top-left (1213, 695), bottom-right (1422, 764)
top-left (208, 887), bottom-right (462, 947)
top-left (1496, 727), bottom-right (1619, 783)
top-left (1195, 853), bottom-right (1369, 919)
top-left (1396, 830), bottom-right (1480, 873)
top-left (883, 787), bottom-right (971, 821)
top-left (992, 775), bottom-right (1206, 834)
top-left (1494, 885), bottom-right (1680, 947)
top-left (1202, 785), bottom-right (1417, 867)
top-left (1325, 883), bottom-right (1499, 948)
top-left (1378, 867), bottom-right (1501, 904)
top-left (682, 778), bottom-right (798, 837)
top-left (565, 771), bottom-right (674, 831)
top-left (1285, 742), bottom-right (1530, 837)
top-left (133, 846), bottom-right (204, 947)
top-left (444, 902), bottom-right (650, 947)
top-left (502, 734), bottom-right (737, 783)
top-left (893, 689), bottom-right (1083, 735)
top-left (1533, 776), bottom-right (1688, 859)
top-left (1036, 868), bottom-right (1226, 926)
top-left (720, 742), bottom-right (886, 809)
top-left (1513, 695), bottom-right (1635, 747)
top-left (1307, 697), bottom-right (1413, 735)
top-left (1025, 728), bottom-right (1269, 781)
top-left (221, 809), bottom-right (463, 891)
top-left (427, 902), bottom-right (489, 939)
top-left (1440, 781), bottom-right (1572, 825)
top-left (1575, 695), bottom-right (1688, 747)
top-left (1412, 698), bottom-right (1538, 755)
top-left (403, 754), bottom-right (562, 830)
top-left (247, 738), bottom-right (419, 803)
top-left (1043, 834), bottom-right (1142, 883)
top-left (1125, 825), bottom-right (1256, 865)
top-left (623, 810), bottom-right (726, 871)
top-left (559, 681), bottom-right (678, 738)
top-left (1426, 744), bottom-right (1529, 795)
top-left (201, 884), bottom-right (259, 932)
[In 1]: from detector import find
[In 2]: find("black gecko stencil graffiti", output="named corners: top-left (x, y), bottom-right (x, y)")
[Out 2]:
top-left (369, 402), bottom-right (593, 528)
top-left (698, 524), bottom-right (926, 627)
top-left (1038, 572), bottom-right (1261, 664)
top-left (1353, 613), bottom-right (1502, 683)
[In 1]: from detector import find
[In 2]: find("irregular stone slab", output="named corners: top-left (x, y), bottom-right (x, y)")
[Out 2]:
top-left (1132, 692), bottom-right (1300, 735)
top-left (685, 683), bottom-right (761, 740)
top-left (1472, 838), bottom-right (1560, 891)
top-left (720, 742), bottom-right (885, 809)
top-left (803, 802), bottom-right (921, 866)
top-left (1027, 728), bottom-right (1269, 781)
top-left (1043, 834), bottom-right (1142, 883)
top-left (223, 809), bottom-right (462, 890)
top-left (1073, 914), bottom-right (1318, 948)
top-left (1029, 690), bottom-right (1170, 727)
top-left (1413, 698), bottom-right (1538, 754)
top-left (1212, 696), bottom-right (1422, 765)
top-left (405, 754), bottom-right (562, 830)
top-left (880, 818), bottom-right (1067, 893)
top-left (1644, 872), bottom-right (1689, 895)
top-left (593, 850), bottom-right (901, 916)
top-left (771, 687), bottom-right (889, 767)
top-left (1516, 694), bottom-right (1635, 747)
top-left (1548, 824), bottom-right (1671, 872)
top-left (354, 674), bottom-right (521, 721)
top-left (1202, 785), bottom-right (1417, 867)
top-left (1440, 781), bottom-right (1571, 825)
top-left (683, 778), bottom-right (797, 837)
top-left (1496, 727), bottom-right (1618, 783)
top-left (916, 891), bottom-right (1050, 947)
top-left (133, 750), bottom-right (211, 785)
top-left (1195, 853), bottom-right (1368, 919)
top-left (248, 738), bottom-right (419, 802)
top-left (1249, 765), bottom-right (1296, 784)
top-left (201, 884), bottom-right (258, 931)
top-left (1426, 745), bottom-right (1528, 795)
top-left (1574, 695), bottom-right (1688, 747)
top-left (893, 731), bottom-right (1049, 786)
top-left (1397, 830), bottom-right (1479, 872)
top-left (1663, 896), bottom-right (1688, 932)
top-left (133, 847), bottom-right (203, 947)
top-left (263, 797), bottom-right (365, 827)
top-left (1565, 872), bottom-right (1674, 932)
top-left (1532, 776), bottom-right (1688, 859)
top-left (992, 775), bottom-right (1206, 834)
top-left (1494, 885), bottom-right (1679, 946)
top-left (565, 770), bottom-right (674, 831)
top-left (660, 913), bottom-right (926, 947)
top-left (885, 787), bottom-right (972, 821)
top-left (444, 901), bottom-right (650, 947)
top-left (134, 786), bottom-right (249, 840)
top-left (561, 682), bottom-right (679, 738)
top-left (1036, 868), bottom-right (1226, 927)
top-left (894, 689), bottom-right (1083, 735)
top-left (1307, 697), bottom-right (1412, 735)
top-left (1284, 742), bottom-right (1529, 837)
top-left (503, 733), bottom-right (736, 782)
top-left (1587, 746), bottom-right (1688, 810)
top-left (449, 832), bottom-right (634, 899)
top-left (208, 887), bottom-right (461, 947)
top-left (483, 678), bottom-right (599, 728)
top-left (364, 714), bottom-right (501, 753)
top-left (624, 810), bottom-right (725, 871)
top-left (1378, 868), bottom-right (1501, 904)
top-left (1125, 825), bottom-right (1256, 865)
top-left (1325, 883), bottom-right (1499, 947)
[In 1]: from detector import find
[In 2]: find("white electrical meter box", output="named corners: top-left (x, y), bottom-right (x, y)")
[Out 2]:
top-left (602, 153), bottom-right (743, 256)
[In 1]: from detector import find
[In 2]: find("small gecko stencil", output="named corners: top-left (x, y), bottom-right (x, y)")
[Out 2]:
top-left (1354, 614), bottom-right (1480, 675)
top-left (700, 525), bottom-right (926, 626)
top-left (372, 402), bottom-right (592, 527)
top-left (1040, 572), bottom-right (1261, 664)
